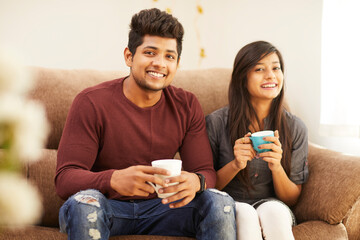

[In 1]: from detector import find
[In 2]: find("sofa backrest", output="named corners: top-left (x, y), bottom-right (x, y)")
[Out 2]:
top-left (28, 67), bottom-right (231, 149)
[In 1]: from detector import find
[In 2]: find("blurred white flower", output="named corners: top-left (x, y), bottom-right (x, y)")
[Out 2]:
top-left (0, 94), bottom-right (49, 162)
top-left (0, 171), bottom-right (43, 227)
top-left (18, 100), bottom-right (49, 162)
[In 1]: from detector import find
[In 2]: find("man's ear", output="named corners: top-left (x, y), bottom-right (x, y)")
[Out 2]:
top-left (124, 47), bottom-right (133, 67)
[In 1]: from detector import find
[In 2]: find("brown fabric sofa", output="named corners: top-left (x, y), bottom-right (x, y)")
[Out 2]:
top-left (1, 67), bottom-right (360, 240)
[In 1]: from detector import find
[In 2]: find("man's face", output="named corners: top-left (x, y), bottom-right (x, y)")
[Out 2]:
top-left (125, 35), bottom-right (179, 92)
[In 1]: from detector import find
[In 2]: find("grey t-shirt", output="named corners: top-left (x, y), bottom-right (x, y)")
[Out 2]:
top-left (205, 106), bottom-right (309, 204)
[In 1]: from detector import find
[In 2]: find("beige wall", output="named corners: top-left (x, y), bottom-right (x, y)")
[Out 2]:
top-left (1, 0), bottom-right (359, 155)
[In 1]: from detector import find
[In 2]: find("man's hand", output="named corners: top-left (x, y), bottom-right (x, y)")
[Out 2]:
top-left (110, 166), bottom-right (170, 197)
top-left (159, 171), bottom-right (200, 208)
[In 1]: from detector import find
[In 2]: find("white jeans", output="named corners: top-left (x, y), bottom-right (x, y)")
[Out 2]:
top-left (235, 201), bottom-right (295, 240)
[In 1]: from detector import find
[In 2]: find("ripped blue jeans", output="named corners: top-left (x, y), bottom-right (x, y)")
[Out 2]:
top-left (59, 189), bottom-right (236, 240)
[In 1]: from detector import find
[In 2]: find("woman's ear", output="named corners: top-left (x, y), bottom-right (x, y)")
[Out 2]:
top-left (124, 48), bottom-right (133, 67)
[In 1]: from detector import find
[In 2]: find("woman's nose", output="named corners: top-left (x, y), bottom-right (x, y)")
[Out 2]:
top-left (265, 69), bottom-right (276, 79)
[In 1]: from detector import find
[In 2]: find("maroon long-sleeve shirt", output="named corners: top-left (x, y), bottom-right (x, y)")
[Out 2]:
top-left (55, 77), bottom-right (215, 200)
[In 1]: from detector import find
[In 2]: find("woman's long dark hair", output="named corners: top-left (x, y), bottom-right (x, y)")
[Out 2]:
top-left (228, 41), bottom-right (292, 187)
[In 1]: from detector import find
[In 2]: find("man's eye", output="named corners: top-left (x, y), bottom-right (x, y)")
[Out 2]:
top-left (145, 51), bottom-right (155, 55)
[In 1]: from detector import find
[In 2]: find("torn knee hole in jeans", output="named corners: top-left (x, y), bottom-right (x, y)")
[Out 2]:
top-left (223, 205), bottom-right (232, 213)
top-left (87, 211), bottom-right (98, 223)
top-left (89, 228), bottom-right (101, 240)
top-left (74, 194), bottom-right (100, 208)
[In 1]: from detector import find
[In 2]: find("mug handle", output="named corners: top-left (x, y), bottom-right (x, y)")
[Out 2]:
top-left (147, 181), bottom-right (159, 194)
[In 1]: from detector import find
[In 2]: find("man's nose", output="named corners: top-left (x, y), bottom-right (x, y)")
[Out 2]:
top-left (152, 55), bottom-right (166, 68)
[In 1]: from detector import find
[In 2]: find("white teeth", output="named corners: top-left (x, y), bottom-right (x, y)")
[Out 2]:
top-left (148, 71), bottom-right (165, 78)
top-left (262, 84), bottom-right (276, 88)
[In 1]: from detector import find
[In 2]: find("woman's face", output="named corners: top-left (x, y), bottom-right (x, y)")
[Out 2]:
top-left (246, 52), bottom-right (283, 105)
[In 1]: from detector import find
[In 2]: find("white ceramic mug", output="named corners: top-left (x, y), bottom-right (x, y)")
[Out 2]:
top-left (148, 159), bottom-right (182, 198)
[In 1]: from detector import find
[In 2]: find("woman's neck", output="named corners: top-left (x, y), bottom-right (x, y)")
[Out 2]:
top-left (251, 100), bottom-right (272, 131)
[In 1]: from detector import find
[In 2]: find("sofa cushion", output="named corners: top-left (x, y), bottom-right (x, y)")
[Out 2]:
top-left (343, 198), bottom-right (360, 240)
top-left (27, 149), bottom-right (63, 227)
top-left (292, 221), bottom-right (348, 240)
top-left (0, 226), bottom-right (67, 240)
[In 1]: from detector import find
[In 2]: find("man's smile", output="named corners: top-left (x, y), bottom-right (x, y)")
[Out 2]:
top-left (147, 71), bottom-right (166, 78)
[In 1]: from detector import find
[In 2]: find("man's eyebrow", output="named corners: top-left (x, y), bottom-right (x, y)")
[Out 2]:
top-left (144, 46), bottom-right (158, 50)
top-left (166, 49), bottom-right (178, 55)
top-left (144, 46), bottom-right (178, 55)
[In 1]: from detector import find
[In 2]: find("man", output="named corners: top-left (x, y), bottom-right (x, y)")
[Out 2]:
top-left (55, 8), bottom-right (236, 240)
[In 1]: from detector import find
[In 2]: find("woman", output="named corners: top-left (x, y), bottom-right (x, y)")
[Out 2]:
top-left (206, 41), bottom-right (309, 240)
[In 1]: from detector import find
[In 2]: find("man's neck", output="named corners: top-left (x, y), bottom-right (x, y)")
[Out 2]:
top-left (123, 76), bottom-right (162, 108)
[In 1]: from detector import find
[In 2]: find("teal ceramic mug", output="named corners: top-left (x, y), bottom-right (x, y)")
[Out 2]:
top-left (250, 130), bottom-right (274, 153)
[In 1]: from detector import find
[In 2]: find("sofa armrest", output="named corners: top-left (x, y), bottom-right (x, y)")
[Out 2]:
top-left (293, 142), bottom-right (360, 225)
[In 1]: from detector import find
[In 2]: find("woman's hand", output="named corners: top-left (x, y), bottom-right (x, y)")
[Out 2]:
top-left (233, 132), bottom-right (256, 170)
top-left (258, 130), bottom-right (283, 172)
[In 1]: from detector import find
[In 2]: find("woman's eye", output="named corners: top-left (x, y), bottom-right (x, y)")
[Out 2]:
top-left (255, 68), bottom-right (264, 72)
top-left (167, 55), bottom-right (175, 60)
top-left (273, 67), bottom-right (281, 71)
